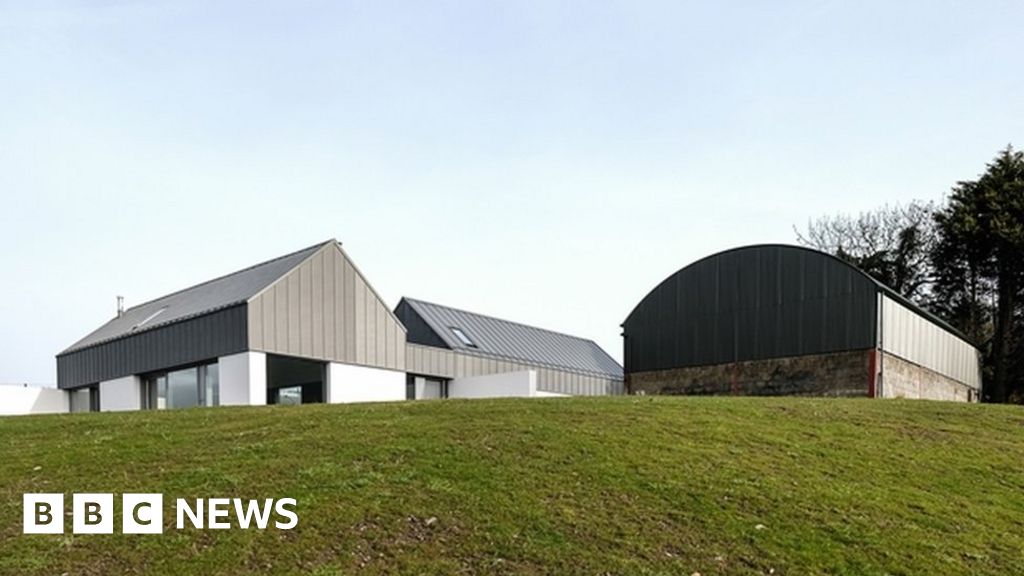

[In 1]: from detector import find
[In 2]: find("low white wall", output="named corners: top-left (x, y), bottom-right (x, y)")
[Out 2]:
top-left (326, 362), bottom-right (405, 403)
top-left (219, 351), bottom-right (267, 406)
top-left (99, 375), bottom-right (142, 412)
top-left (534, 391), bottom-right (569, 398)
top-left (0, 385), bottom-right (68, 416)
top-left (448, 370), bottom-right (537, 399)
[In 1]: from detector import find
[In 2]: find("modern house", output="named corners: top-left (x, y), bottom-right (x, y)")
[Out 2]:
top-left (622, 245), bottom-right (982, 402)
top-left (55, 240), bottom-right (624, 412)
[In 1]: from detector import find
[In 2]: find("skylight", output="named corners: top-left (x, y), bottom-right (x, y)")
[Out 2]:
top-left (449, 326), bottom-right (476, 347)
top-left (131, 307), bottom-right (168, 331)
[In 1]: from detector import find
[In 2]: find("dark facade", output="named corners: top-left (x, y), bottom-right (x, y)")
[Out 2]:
top-left (623, 245), bottom-right (878, 375)
top-left (395, 300), bottom-right (448, 349)
top-left (57, 305), bottom-right (248, 389)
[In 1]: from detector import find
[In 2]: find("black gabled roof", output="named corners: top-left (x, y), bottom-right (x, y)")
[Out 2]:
top-left (59, 240), bottom-right (330, 355)
top-left (397, 297), bottom-right (623, 379)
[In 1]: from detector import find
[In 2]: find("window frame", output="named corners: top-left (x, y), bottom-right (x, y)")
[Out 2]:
top-left (142, 361), bottom-right (219, 410)
top-left (449, 326), bottom-right (476, 347)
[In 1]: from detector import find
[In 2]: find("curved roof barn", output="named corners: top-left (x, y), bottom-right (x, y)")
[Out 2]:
top-left (622, 244), bottom-right (980, 399)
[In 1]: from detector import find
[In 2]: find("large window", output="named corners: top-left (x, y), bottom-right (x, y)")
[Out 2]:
top-left (143, 362), bottom-right (219, 410)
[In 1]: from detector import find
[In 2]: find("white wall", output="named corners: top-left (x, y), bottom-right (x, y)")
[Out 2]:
top-left (326, 362), bottom-right (405, 403)
top-left (534, 391), bottom-right (569, 398)
top-left (448, 370), bottom-right (537, 399)
top-left (99, 375), bottom-right (142, 411)
top-left (219, 351), bottom-right (267, 406)
top-left (0, 385), bottom-right (68, 416)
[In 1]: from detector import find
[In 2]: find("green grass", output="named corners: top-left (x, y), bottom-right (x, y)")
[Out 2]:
top-left (1, 397), bottom-right (1023, 575)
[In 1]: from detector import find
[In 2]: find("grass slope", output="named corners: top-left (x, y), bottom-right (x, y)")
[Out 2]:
top-left (1, 397), bottom-right (1023, 575)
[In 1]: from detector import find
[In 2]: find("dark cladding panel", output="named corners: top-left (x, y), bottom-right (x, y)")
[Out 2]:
top-left (57, 305), bottom-right (248, 389)
top-left (622, 245), bottom-right (879, 374)
top-left (395, 300), bottom-right (449, 349)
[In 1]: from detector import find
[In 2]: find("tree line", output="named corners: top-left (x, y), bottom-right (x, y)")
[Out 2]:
top-left (797, 145), bottom-right (1024, 403)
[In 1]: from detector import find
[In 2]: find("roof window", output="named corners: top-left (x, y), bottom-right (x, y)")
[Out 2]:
top-left (449, 326), bottom-right (476, 347)
top-left (131, 307), bottom-right (167, 331)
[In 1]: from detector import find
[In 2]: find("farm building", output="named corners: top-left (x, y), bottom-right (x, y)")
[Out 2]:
top-left (622, 244), bottom-right (981, 402)
top-left (50, 239), bottom-right (622, 414)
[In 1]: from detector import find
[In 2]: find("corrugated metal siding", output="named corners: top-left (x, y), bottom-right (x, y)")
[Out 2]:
top-left (622, 245), bottom-right (879, 374)
top-left (57, 305), bottom-right (248, 389)
top-left (248, 244), bottom-right (406, 371)
top-left (406, 343), bottom-right (624, 396)
top-left (880, 294), bottom-right (981, 389)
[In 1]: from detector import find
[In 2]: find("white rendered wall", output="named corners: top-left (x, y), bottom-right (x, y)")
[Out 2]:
top-left (0, 385), bottom-right (68, 416)
top-left (448, 370), bottom-right (537, 399)
top-left (534, 391), bottom-right (569, 398)
top-left (326, 362), bottom-right (405, 403)
top-left (219, 351), bottom-right (267, 406)
top-left (99, 375), bottom-right (142, 411)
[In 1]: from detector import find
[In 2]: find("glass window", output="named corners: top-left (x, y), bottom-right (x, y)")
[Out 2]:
top-left (168, 367), bottom-right (199, 409)
top-left (449, 327), bottom-right (476, 347)
top-left (277, 385), bottom-right (302, 405)
top-left (203, 363), bottom-right (219, 407)
top-left (131, 307), bottom-right (167, 332)
top-left (143, 375), bottom-right (168, 410)
top-left (143, 361), bottom-right (218, 410)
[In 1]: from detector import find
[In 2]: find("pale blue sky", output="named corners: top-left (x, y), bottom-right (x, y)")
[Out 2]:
top-left (1, 1), bottom-right (1021, 384)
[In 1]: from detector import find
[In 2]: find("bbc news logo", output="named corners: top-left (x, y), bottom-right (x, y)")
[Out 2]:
top-left (23, 494), bottom-right (298, 534)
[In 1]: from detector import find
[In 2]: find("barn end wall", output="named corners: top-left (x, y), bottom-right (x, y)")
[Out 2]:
top-left (626, 349), bottom-right (873, 397)
top-left (881, 354), bottom-right (979, 402)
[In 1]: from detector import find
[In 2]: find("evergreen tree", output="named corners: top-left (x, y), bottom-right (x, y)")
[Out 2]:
top-left (933, 146), bottom-right (1024, 402)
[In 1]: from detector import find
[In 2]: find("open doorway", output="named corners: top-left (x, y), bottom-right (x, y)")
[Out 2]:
top-left (267, 354), bottom-right (325, 405)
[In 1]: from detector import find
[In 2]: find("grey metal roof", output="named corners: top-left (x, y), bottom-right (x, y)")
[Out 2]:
top-left (60, 240), bottom-right (330, 355)
top-left (397, 297), bottom-right (623, 379)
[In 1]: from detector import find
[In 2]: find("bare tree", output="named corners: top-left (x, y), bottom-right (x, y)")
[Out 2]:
top-left (795, 201), bottom-right (937, 304)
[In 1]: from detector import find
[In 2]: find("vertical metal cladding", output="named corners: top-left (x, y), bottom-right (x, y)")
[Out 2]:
top-left (247, 244), bottom-right (406, 372)
top-left (56, 305), bottom-right (248, 389)
top-left (622, 245), bottom-right (879, 374)
top-left (879, 295), bottom-right (982, 389)
top-left (405, 343), bottom-right (625, 396)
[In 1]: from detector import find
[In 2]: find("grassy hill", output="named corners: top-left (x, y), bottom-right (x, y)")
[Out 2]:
top-left (1, 397), bottom-right (1023, 575)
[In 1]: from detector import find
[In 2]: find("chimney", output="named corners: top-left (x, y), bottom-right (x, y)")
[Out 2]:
top-left (117, 296), bottom-right (124, 317)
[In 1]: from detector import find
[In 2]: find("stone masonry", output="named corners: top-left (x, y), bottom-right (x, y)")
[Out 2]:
top-left (627, 349), bottom-right (873, 397)
top-left (881, 353), bottom-right (979, 402)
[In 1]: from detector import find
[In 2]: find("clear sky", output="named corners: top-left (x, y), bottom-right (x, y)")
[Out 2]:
top-left (1, 1), bottom-right (1022, 384)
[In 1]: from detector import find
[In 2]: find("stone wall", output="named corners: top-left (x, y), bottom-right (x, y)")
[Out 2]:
top-left (627, 349), bottom-right (873, 397)
top-left (881, 353), bottom-right (979, 402)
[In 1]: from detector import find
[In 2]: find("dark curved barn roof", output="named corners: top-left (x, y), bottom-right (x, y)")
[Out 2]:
top-left (622, 244), bottom-right (887, 374)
